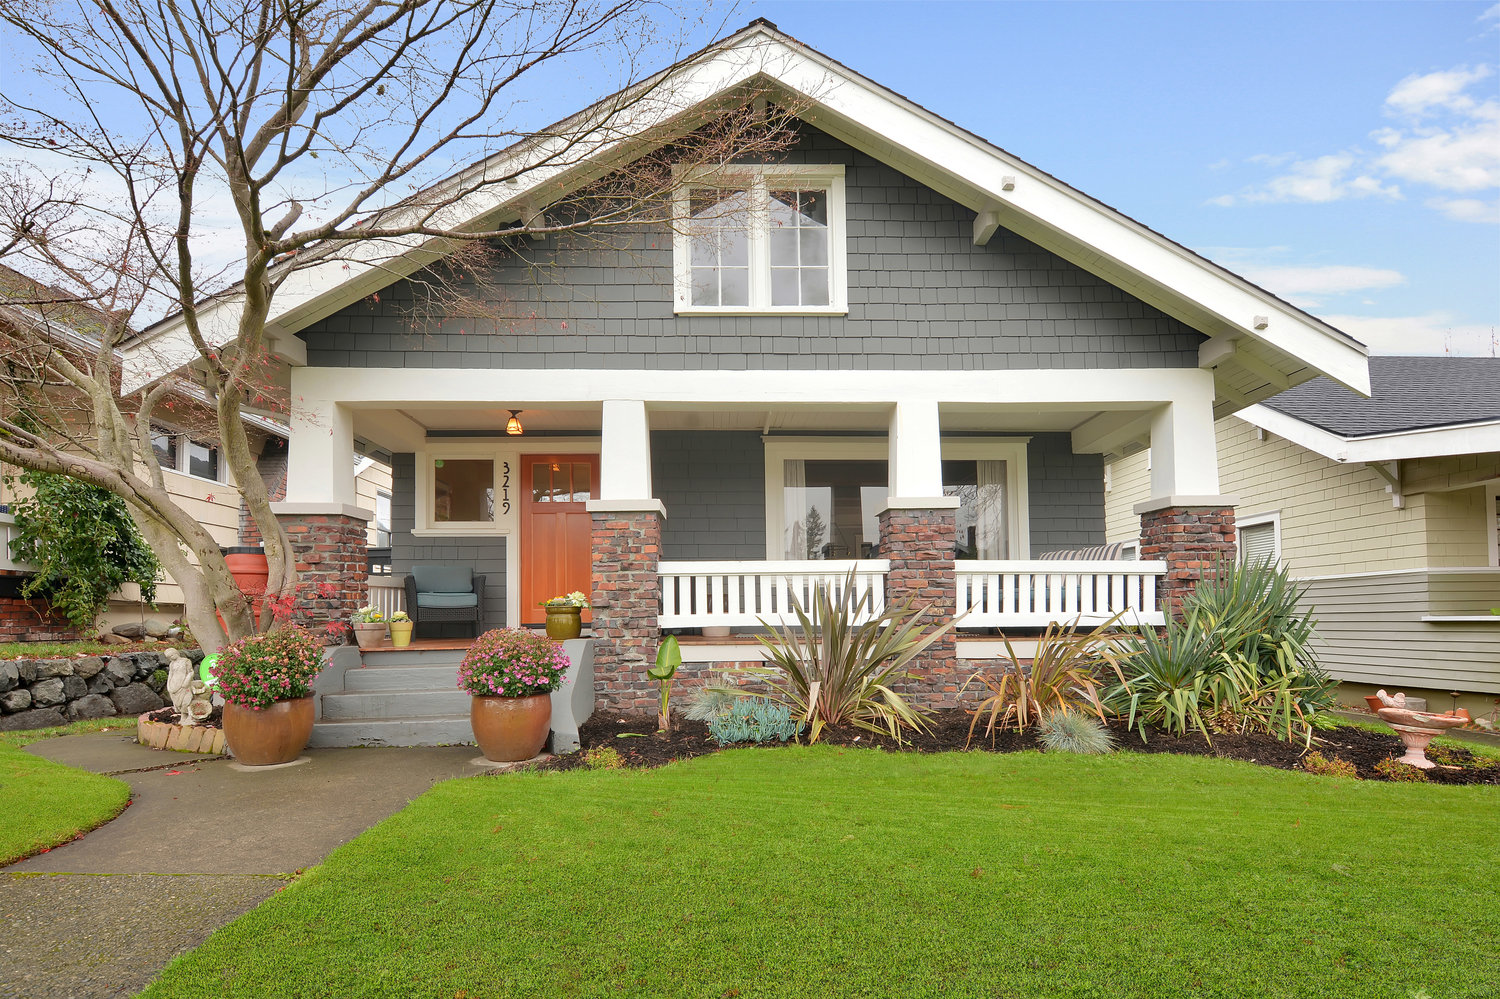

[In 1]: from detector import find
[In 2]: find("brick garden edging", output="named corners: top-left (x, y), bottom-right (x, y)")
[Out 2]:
top-left (137, 711), bottom-right (226, 754)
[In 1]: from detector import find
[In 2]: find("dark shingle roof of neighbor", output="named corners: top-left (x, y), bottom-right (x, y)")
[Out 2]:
top-left (1261, 356), bottom-right (1500, 437)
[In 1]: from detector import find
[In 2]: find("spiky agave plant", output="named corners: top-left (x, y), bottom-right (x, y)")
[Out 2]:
top-left (742, 568), bottom-right (958, 743)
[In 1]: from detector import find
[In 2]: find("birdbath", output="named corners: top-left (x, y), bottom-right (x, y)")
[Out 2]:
top-left (1375, 707), bottom-right (1467, 769)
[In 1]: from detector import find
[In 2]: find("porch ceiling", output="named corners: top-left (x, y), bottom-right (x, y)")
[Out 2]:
top-left (351, 401), bottom-right (1107, 454)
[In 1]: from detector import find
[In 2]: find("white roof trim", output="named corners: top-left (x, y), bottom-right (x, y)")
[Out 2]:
top-left (120, 22), bottom-right (1369, 397)
top-left (1237, 404), bottom-right (1500, 462)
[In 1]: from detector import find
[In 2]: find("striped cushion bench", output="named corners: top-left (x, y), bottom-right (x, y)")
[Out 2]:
top-left (1035, 542), bottom-right (1130, 561)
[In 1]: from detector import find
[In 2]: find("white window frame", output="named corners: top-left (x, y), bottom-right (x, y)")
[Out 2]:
top-left (762, 436), bottom-right (1031, 560)
top-left (150, 422), bottom-right (228, 485)
top-left (672, 164), bottom-right (848, 316)
top-left (1119, 539), bottom-right (1139, 560)
top-left (1236, 511), bottom-right (1282, 564)
top-left (415, 445), bottom-right (505, 536)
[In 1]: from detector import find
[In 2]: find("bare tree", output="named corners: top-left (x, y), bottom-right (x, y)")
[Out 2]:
top-left (0, 1), bottom-right (802, 649)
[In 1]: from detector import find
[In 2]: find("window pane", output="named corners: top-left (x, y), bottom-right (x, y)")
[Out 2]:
top-left (720, 267), bottom-right (749, 307)
top-left (799, 227), bottom-right (828, 266)
top-left (800, 267), bottom-right (829, 306)
top-left (569, 463), bottom-right (592, 502)
top-left (944, 459), bottom-right (1007, 559)
top-left (770, 228), bottom-right (798, 267)
top-left (688, 187), bottom-right (750, 307)
top-left (435, 458), bottom-right (495, 522)
top-left (793, 460), bottom-right (888, 559)
top-left (800, 190), bottom-right (827, 226)
top-left (771, 268), bottom-right (799, 307)
top-left (531, 462), bottom-right (552, 504)
top-left (187, 439), bottom-right (219, 481)
top-left (151, 429), bottom-right (177, 470)
top-left (691, 267), bottom-right (718, 307)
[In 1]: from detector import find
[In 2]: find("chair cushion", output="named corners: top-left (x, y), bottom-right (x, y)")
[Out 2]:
top-left (411, 565), bottom-right (473, 593)
top-left (416, 591), bottom-right (479, 609)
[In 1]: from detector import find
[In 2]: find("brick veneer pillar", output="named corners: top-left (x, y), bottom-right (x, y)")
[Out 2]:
top-left (878, 506), bottom-right (959, 708)
top-left (1138, 505), bottom-right (1237, 617)
top-left (591, 509), bottom-right (662, 713)
top-left (274, 511), bottom-right (369, 640)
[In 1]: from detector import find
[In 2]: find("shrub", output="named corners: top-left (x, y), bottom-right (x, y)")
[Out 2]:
top-left (1038, 711), bottom-right (1114, 755)
top-left (211, 625), bottom-right (325, 709)
top-left (707, 696), bottom-right (803, 746)
top-left (964, 616), bottom-right (1123, 743)
top-left (682, 673), bottom-right (747, 721)
top-left (582, 745), bottom-right (624, 770)
top-left (1302, 752), bottom-right (1357, 778)
top-left (746, 569), bottom-right (956, 742)
top-left (1105, 559), bottom-right (1331, 746)
top-left (1374, 757), bottom-right (1427, 782)
top-left (5, 470), bottom-right (161, 631)
top-left (457, 629), bottom-right (571, 698)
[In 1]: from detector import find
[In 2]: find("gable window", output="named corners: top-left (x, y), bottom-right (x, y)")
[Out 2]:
top-left (1237, 513), bottom-right (1280, 565)
top-left (674, 165), bottom-right (846, 314)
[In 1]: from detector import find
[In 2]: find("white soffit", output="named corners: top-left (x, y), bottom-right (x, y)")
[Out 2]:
top-left (120, 22), bottom-right (1369, 398)
top-left (1237, 404), bottom-right (1500, 462)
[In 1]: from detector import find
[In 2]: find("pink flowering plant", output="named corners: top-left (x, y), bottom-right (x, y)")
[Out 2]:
top-left (457, 628), bottom-right (571, 698)
top-left (211, 625), bottom-right (326, 710)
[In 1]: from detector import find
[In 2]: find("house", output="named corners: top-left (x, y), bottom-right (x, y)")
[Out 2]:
top-left (0, 266), bottom-right (393, 637)
top-left (1106, 356), bottom-right (1500, 716)
top-left (117, 21), bottom-right (1372, 739)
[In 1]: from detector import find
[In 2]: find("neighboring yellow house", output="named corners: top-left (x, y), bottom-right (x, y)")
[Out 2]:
top-left (1106, 356), bottom-right (1500, 715)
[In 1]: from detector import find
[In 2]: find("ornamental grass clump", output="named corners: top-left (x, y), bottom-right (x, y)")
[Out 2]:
top-left (1038, 710), bottom-right (1115, 755)
top-left (211, 625), bottom-right (325, 710)
top-left (457, 628), bottom-right (571, 698)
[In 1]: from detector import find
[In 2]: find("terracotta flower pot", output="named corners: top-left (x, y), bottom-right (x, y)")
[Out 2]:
top-left (544, 605), bottom-right (583, 640)
top-left (389, 620), bottom-right (414, 648)
top-left (353, 622), bottom-right (387, 650)
top-left (471, 693), bottom-right (552, 762)
top-left (223, 696), bottom-right (314, 766)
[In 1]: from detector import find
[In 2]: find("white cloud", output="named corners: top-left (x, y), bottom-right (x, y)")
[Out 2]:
top-left (1482, 3), bottom-right (1500, 31)
top-left (1236, 264), bottom-right (1406, 298)
top-left (1213, 62), bottom-right (1499, 221)
top-left (1428, 196), bottom-right (1500, 223)
top-left (1321, 312), bottom-right (1500, 356)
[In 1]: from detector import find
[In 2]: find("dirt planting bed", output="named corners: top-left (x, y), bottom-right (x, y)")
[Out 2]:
top-left (533, 710), bottom-right (1499, 785)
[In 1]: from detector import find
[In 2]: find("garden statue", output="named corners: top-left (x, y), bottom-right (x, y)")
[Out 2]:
top-left (165, 648), bottom-right (213, 725)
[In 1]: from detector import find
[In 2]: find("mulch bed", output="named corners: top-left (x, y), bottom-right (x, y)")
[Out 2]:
top-left (531, 710), bottom-right (1500, 785)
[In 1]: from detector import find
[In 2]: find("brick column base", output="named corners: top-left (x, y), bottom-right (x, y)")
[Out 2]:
top-left (591, 510), bottom-right (662, 713)
top-left (275, 513), bottom-right (369, 642)
top-left (879, 507), bottom-right (960, 709)
top-left (1139, 506), bottom-right (1237, 617)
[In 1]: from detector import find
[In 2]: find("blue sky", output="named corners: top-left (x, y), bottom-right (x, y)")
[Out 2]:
top-left (731, 0), bottom-right (1500, 355)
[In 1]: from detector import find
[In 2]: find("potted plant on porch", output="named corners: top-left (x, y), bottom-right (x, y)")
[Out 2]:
top-left (388, 611), bottom-right (414, 648)
top-left (350, 605), bottom-right (387, 649)
top-left (458, 628), bottom-right (572, 762)
top-left (541, 591), bottom-right (588, 640)
top-left (211, 625), bottom-right (326, 766)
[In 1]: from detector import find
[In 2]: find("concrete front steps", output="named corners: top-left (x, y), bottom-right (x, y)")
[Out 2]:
top-left (310, 646), bottom-right (476, 748)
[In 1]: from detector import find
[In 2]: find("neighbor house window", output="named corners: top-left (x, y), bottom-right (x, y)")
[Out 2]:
top-left (1237, 513), bottom-right (1280, 565)
top-left (150, 424), bottom-right (225, 483)
top-left (373, 491), bottom-right (392, 548)
top-left (675, 165), bottom-right (846, 314)
top-left (767, 440), bottom-right (1029, 561)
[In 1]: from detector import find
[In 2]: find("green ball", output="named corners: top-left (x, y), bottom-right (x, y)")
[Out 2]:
top-left (200, 653), bottom-right (220, 688)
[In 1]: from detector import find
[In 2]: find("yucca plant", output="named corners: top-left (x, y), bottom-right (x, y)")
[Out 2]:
top-left (963, 615), bottom-right (1125, 744)
top-left (1103, 605), bottom-right (1227, 741)
top-left (742, 569), bottom-right (958, 743)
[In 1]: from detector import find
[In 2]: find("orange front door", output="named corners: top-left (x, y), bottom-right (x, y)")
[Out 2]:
top-left (520, 454), bottom-right (600, 626)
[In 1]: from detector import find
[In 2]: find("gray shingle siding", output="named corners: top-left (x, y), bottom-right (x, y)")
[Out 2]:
top-left (1027, 434), bottom-right (1106, 554)
top-left (652, 431), bottom-right (765, 560)
top-left (389, 453), bottom-right (506, 636)
top-left (300, 125), bottom-right (1203, 371)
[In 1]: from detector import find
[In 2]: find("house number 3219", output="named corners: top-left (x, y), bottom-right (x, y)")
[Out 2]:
top-left (500, 460), bottom-right (511, 514)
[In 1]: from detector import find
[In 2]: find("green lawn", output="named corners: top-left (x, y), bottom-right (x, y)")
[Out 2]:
top-left (0, 726), bottom-right (130, 864)
top-left (142, 747), bottom-right (1498, 999)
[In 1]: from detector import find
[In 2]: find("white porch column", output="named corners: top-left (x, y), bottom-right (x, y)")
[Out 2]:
top-left (886, 400), bottom-right (958, 510)
top-left (283, 393), bottom-right (358, 508)
top-left (1145, 389), bottom-right (1226, 503)
top-left (589, 399), bottom-right (664, 515)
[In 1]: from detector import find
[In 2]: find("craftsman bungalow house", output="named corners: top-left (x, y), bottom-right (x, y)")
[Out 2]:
top-left (119, 21), bottom-right (1371, 740)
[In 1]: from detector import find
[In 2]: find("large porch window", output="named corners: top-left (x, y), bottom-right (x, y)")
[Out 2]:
top-left (768, 439), bottom-right (1029, 560)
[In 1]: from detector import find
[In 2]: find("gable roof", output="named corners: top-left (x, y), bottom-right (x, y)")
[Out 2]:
top-left (1238, 356), bottom-right (1500, 462)
top-left (120, 19), bottom-right (1370, 404)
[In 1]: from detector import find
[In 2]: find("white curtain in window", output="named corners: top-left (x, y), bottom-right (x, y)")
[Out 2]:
top-left (783, 460), bottom-right (807, 559)
top-left (975, 460), bottom-right (1008, 559)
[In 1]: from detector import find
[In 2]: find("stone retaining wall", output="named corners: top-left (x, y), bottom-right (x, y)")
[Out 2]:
top-left (0, 651), bottom-right (192, 730)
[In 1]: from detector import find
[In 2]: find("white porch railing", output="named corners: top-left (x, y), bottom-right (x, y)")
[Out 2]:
top-left (0, 513), bottom-right (32, 573)
top-left (659, 560), bottom-right (889, 629)
top-left (955, 560), bottom-right (1166, 628)
top-left (367, 576), bottom-right (407, 619)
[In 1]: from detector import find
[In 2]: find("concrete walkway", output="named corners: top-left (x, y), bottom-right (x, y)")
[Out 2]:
top-left (2, 733), bottom-right (479, 998)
